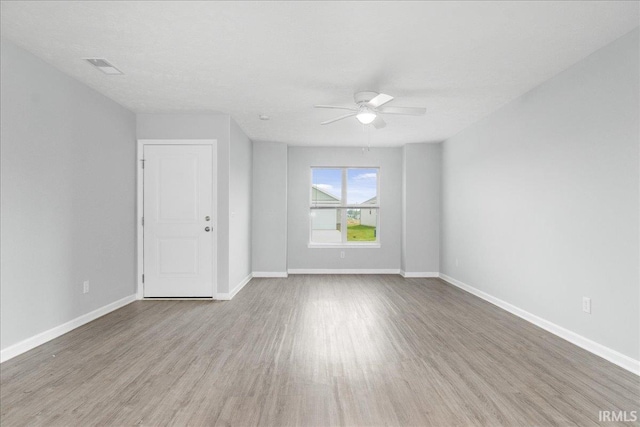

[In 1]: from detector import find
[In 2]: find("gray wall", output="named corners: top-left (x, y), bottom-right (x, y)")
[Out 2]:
top-left (402, 143), bottom-right (441, 274)
top-left (0, 38), bottom-right (136, 350)
top-left (136, 113), bottom-right (230, 141)
top-left (229, 119), bottom-right (252, 288)
top-left (287, 147), bottom-right (402, 271)
top-left (252, 142), bottom-right (288, 274)
top-left (136, 113), bottom-right (233, 293)
top-left (440, 29), bottom-right (639, 360)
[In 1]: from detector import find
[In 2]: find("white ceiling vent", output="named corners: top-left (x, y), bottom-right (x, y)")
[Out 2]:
top-left (84, 58), bottom-right (123, 75)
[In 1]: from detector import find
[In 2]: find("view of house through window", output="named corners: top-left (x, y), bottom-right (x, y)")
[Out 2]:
top-left (310, 167), bottom-right (379, 245)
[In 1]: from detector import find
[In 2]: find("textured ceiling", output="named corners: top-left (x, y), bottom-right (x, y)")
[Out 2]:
top-left (1, 1), bottom-right (638, 146)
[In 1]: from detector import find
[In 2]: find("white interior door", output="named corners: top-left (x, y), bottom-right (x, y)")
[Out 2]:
top-left (143, 145), bottom-right (213, 297)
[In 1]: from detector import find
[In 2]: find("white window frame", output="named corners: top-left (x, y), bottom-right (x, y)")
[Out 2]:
top-left (308, 167), bottom-right (381, 249)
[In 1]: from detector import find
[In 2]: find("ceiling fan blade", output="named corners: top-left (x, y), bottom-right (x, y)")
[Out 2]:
top-left (367, 93), bottom-right (394, 108)
top-left (377, 106), bottom-right (426, 115)
top-left (321, 112), bottom-right (356, 125)
top-left (314, 104), bottom-right (357, 111)
top-left (372, 116), bottom-right (386, 129)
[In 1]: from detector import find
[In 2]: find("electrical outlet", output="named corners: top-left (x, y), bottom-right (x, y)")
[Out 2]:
top-left (83, 281), bottom-right (90, 294)
top-left (582, 297), bottom-right (591, 314)
top-left (340, 251), bottom-right (345, 259)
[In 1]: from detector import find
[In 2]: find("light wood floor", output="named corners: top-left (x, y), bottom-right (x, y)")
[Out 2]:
top-left (1, 276), bottom-right (638, 426)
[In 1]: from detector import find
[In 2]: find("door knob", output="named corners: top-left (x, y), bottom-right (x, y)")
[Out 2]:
top-left (205, 227), bottom-right (211, 232)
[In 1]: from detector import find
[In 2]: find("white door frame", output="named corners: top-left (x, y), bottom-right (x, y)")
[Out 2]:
top-left (136, 139), bottom-right (218, 299)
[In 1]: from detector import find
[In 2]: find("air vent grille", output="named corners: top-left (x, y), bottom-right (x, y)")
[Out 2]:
top-left (84, 58), bottom-right (123, 75)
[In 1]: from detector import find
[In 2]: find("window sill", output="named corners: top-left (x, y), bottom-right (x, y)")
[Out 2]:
top-left (308, 243), bottom-right (381, 249)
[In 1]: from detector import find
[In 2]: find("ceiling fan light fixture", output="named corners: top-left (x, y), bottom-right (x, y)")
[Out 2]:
top-left (356, 108), bottom-right (376, 125)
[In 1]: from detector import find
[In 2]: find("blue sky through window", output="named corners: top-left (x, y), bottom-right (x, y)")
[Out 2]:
top-left (312, 168), bottom-right (378, 205)
top-left (347, 168), bottom-right (377, 204)
top-left (312, 168), bottom-right (342, 201)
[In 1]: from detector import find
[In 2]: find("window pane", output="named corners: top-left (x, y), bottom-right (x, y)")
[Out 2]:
top-left (311, 209), bottom-right (342, 243)
top-left (346, 208), bottom-right (377, 242)
top-left (312, 168), bottom-right (342, 205)
top-left (347, 168), bottom-right (377, 205)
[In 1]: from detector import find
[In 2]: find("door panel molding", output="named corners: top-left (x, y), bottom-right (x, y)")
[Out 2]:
top-left (136, 139), bottom-right (217, 299)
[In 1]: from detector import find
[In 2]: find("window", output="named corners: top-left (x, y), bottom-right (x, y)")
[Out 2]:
top-left (310, 167), bottom-right (379, 246)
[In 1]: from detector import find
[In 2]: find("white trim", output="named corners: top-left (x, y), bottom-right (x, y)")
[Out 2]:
top-left (136, 140), bottom-right (144, 299)
top-left (216, 273), bottom-right (252, 300)
top-left (400, 271), bottom-right (439, 278)
top-left (141, 297), bottom-right (214, 301)
top-left (1, 294), bottom-right (136, 363)
top-left (439, 273), bottom-right (640, 376)
top-left (288, 269), bottom-right (400, 275)
top-left (308, 243), bottom-right (381, 249)
top-left (136, 139), bottom-right (218, 299)
top-left (252, 272), bottom-right (289, 278)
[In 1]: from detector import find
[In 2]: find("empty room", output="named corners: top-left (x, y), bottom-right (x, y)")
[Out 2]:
top-left (1, 1), bottom-right (638, 426)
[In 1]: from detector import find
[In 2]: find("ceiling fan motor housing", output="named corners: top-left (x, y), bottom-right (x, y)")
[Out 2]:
top-left (354, 91), bottom-right (380, 105)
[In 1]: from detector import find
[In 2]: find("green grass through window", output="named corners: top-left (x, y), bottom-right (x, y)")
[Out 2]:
top-left (347, 225), bottom-right (376, 241)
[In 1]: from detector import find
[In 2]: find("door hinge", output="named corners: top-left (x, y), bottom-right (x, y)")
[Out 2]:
top-left (142, 274), bottom-right (145, 283)
top-left (140, 159), bottom-right (145, 169)
top-left (141, 217), bottom-right (144, 226)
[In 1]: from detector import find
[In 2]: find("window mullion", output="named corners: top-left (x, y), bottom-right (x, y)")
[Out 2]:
top-left (341, 168), bottom-right (347, 243)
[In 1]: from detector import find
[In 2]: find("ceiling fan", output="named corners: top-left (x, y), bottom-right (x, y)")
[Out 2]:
top-left (314, 91), bottom-right (426, 129)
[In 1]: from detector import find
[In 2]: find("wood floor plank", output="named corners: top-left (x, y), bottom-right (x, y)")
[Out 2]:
top-left (1, 275), bottom-right (638, 426)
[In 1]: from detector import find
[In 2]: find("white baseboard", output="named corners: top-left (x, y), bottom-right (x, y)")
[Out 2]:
top-left (0, 294), bottom-right (136, 364)
top-left (141, 297), bottom-right (214, 301)
top-left (400, 271), bottom-right (439, 278)
top-left (288, 269), bottom-right (401, 275)
top-left (216, 273), bottom-right (253, 300)
top-left (252, 271), bottom-right (288, 278)
top-left (439, 273), bottom-right (640, 376)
